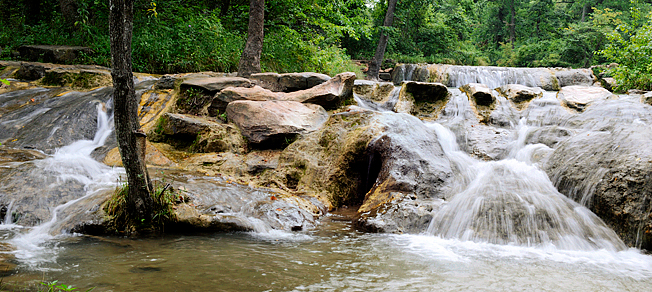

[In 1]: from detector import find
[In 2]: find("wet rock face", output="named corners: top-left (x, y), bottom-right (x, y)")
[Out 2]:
top-left (557, 85), bottom-right (613, 112)
top-left (544, 100), bottom-right (652, 250)
top-left (226, 100), bottom-right (328, 146)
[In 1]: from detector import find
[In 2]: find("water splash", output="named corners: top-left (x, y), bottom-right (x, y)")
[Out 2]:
top-left (9, 103), bottom-right (120, 268)
top-left (427, 123), bottom-right (627, 251)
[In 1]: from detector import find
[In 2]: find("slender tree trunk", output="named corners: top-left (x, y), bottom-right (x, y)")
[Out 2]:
top-left (367, 0), bottom-right (398, 81)
top-left (237, 0), bottom-right (265, 78)
top-left (109, 0), bottom-right (154, 222)
top-left (581, 3), bottom-right (588, 22)
top-left (509, 0), bottom-right (516, 49)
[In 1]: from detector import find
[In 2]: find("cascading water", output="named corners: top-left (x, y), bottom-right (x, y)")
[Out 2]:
top-left (426, 122), bottom-right (626, 251)
top-left (7, 102), bottom-right (121, 267)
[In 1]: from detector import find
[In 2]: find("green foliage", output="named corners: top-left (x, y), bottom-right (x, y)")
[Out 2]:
top-left (599, 3), bottom-right (652, 91)
top-left (104, 179), bottom-right (180, 233)
top-left (0, 78), bottom-right (8, 86)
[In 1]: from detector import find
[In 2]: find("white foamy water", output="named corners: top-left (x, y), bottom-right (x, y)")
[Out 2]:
top-left (8, 103), bottom-right (121, 268)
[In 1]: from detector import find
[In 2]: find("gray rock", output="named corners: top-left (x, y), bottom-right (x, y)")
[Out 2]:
top-left (281, 72), bottom-right (356, 110)
top-left (496, 84), bottom-right (543, 110)
top-left (249, 72), bottom-right (282, 91)
top-left (643, 92), bottom-right (652, 105)
top-left (545, 99), bottom-right (652, 249)
top-left (155, 75), bottom-right (176, 90)
top-left (353, 80), bottom-right (395, 103)
top-left (600, 77), bottom-right (617, 92)
top-left (226, 100), bottom-right (328, 146)
top-left (552, 68), bottom-right (595, 87)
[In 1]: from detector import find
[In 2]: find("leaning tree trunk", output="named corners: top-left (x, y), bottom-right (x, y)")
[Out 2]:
top-left (237, 0), bottom-right (265, 78)
top-left (109, 0), bottom-right (154, 222)
top-left (367, 0), bottom-right (398, 81)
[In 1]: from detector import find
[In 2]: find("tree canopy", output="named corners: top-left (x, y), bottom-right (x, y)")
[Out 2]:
top-left (1, 0), bottom-right (651, 91)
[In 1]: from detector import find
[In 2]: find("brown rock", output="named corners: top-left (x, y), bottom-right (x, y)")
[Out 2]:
top-left (226, 100), bottom-right (328, 145)
top-left (208, 85), bottom-right (282, 116)
top-left (249, 72), bottom-right (283, 91)
top-left (180, 77), bottom-right (252, 94)
top-left (281, 72), bottom-right (356, 110)
top-left (353, 80), bottom-right (395, 103)
top-left (103, 141), bottom-right (175, 167)
top-left (393, 81), bottom-right (450, 119)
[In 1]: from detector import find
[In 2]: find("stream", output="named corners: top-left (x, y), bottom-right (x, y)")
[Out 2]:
top-left (1, 70), bottom-right (652, 291)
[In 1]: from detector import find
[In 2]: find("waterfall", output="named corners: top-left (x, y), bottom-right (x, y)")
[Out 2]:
top-left (8, 102), bottom-right (121, 267)
top-left (426, 123), bottom-right (626, 251)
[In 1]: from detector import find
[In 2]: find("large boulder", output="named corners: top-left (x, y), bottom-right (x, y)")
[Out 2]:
top-left (496, 84), bottom-right (543, 110)
top-left (226, 100), bottom-right (328, 146)
top-left (558, 85), bottom-right (613, 112)
top-left (177, 77), bottom-right (252, 115)
top-left (544, 99), bottom-right (652, 250)
top-left (149, 113), bottom-right (246, 153)
top-left (393, 81), bottom-right (449, 119)
top-left (208, 85), bottom-right (281, 116)
top-left (17, 45), bottom-right (92, 64)
top-left (281, 72), bottom-right (356, 109)
top-left (249, 72), bottom-right (283, 91)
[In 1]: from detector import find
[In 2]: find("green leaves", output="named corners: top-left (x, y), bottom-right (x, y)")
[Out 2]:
top-left (0, 79), bottom-right (9, 86)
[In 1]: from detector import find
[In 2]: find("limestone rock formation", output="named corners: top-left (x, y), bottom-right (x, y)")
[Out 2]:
top-left (496, 84), bottom-right (543, 110)
top-left (393, 81), bottom-right (449, 119)
top-left (149, 113), bottom-right (246, 153)
top-left (558, 85), bottom-right (613, 112)
top-left (461, 83), bottom-right (496, 122)
top-left (180, 76), bottom-right (252, 94)
top-left (280, 72), bottom-right (356, 109)
top-left (226, 100), bottom-right (328, 146)
top-left (279, 72), bottom-right (331, 92)
top-left (208, 85), bottom-right (281, 116)
top-left (353, 79), bottom-right (395, 102)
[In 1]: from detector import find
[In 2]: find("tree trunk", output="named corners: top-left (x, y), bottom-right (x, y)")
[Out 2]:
top-left (509, 0), bottom-right (516, 49)
top-left (109, 0), bottom-right (154, 222)
top-left (367, 0), bottom-right (398, 81)
top-left (237, 0), bottom-right (265, 78)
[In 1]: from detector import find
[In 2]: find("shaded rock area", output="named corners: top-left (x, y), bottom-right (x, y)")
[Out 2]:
top-left (558, 85), bottom-right (613, 112)
top-left (18, 45), bottom-right (92, 64)
top-left (643, 92), bottom-right (652, 105)
top-left (353, 80), bottom-right (395, 102)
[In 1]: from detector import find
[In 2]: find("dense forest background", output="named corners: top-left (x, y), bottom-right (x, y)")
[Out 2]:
top-left (1, 0), bottom-right (651, 90)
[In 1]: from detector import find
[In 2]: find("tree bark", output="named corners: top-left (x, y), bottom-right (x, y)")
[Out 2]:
top-left (509, 0), bottom-right (516, 49)
top-left (367, 0), bottom-right (398, 81)
top-left (109, 0), bottom-right (154, 222)
top-left (237, 0), bottom-right (265, 78)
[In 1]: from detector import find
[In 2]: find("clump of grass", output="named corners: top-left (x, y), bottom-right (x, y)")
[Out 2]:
top-left (104, 179), bottom-right (181, 234)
